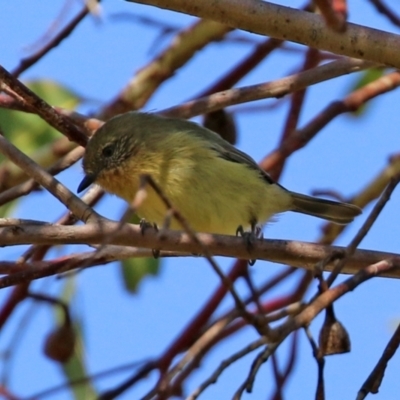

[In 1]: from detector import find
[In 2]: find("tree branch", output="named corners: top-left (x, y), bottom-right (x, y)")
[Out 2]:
top-left (0, 131), bottom-right (100, 223)
top-left (1, 222), bottom-right (400, 279)
top-left (127, 0), bottom-right (400, 68)
top-left (161, 58), bottom-right (374, 119)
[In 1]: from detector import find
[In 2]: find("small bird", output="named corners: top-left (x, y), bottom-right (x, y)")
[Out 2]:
top-left (78, 112), bottom-right (361, 235)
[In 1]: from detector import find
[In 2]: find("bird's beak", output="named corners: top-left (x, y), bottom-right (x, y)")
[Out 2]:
top-left (77, 173), bottom-right (96, 193)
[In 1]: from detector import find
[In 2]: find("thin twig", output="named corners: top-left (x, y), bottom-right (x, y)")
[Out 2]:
top-left (98, 361), bottom-right (158, 400)
top-left (269, 47), bottom-right (320, 180)
top-left (28, 292), bottom-right (71, 324)
top-left (0, 130), bottom-right (101, 223)
top-left (327, 174), bottom-right (400, 285)
top-left (27, 360), bottom-right (149, 400)
top-left (276, 259), bottom-right (396, 339)
top-left (160, 270), bottom-right (301, 397)
top-left (303, 327), bottom-right (325, 400)
top-left (0, 146), bottom-right (85, 206)
top-left (197, 38), bottom-right (284, 97)
top-left (187, 337), bottom-right (268, 400)
top-left (233, 342), bottom-right (281, 399)
top-left (161, 58), bottom-right (374, 119)
top-left (357, 322), bottom-right (400, 399)
top-left (261, 71), bottom-right (400, 174)
top-left (12, 3), bottom-right (97, 77)
top-left (368, 0), bottom-right (400, 28)
top-left (274, 331), bottom-right (299, 396)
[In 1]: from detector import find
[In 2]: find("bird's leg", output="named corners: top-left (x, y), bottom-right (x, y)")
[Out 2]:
top-left (139, 218), bottom-right (158, 233)
top-left (235, 225), bottom-right (245, 237)
top-left (236, 219), bottom-right (260, 265)
top-left (139, 219), bottom-right (160, 258)
top-left (139, 210), bottom-right (181, 259)
top-left (161, 209), bottom-right (173, 231)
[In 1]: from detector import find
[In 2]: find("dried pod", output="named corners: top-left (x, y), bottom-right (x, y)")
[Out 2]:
top-left (319, 306), bottom-right (351, 356)
top-left (203, 109), bottom-right (237, 145)
top-left (43, 323), bottom-right (76, 363)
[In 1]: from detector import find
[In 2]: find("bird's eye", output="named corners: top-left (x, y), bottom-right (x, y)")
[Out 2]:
top-left (102, 144), bottom-right (114, 158)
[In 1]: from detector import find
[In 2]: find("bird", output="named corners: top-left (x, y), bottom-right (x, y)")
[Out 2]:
top-left (78, 112), bottom-right (361, 235)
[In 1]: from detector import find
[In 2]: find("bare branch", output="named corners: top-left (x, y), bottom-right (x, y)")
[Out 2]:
top-left (327, 174), bottom-right (400, 285)
top-left (128, 0), bottom-right (400, 68)
top-left (0, 131), bottom-right (100, 223)
top-left (276, 259), bottom-right (396, 338)
top-left (1, 222), bottom-right (400, 278)
top-left (12, 3), bottom-right (97, 78)
top-left (162, 58), bottom-right (374, 119)
top-left (101, 19), bottom-right (232, 118)
top-left (0, 145), bottom-right (84, 206)
top-left (357, 322), bottom-right (400, 399)
top-left (187, 337), bottom-right (268, 400)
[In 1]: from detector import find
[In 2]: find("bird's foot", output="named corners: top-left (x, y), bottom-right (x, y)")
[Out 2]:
top-left (236, 224), bottom-right (261, 266)
top-left (139, 219), bottom-right (160, 258)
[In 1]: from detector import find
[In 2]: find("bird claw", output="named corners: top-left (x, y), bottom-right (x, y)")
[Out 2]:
top-left (139, 219), bottom-right (160, 259)
top-left (152, 248), bottom-right (160, 259)
top-left (236, 224), bottom-right (261, 265)
top-left (139, 219), bottom-right (158, 235)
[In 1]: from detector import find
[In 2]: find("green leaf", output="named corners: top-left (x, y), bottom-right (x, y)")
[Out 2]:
top-left (347, 68), bottom-right (384, 116)
top-left (121, 257), bottom-right (160, 293)
top-left (0, 79), bottom-right (80, 189)
top-left (118, 211), bottom-right (161, 293)
top-left (0, 80), bottom-right (81, 154)
top-left (62, 337), bottom-right (97, 400)
top-left (351, 68), bottom-right (384, 92)
top-left (0, 200), bottom-right (16, 218)
top-left (28, 80), bottom-right (82, 110)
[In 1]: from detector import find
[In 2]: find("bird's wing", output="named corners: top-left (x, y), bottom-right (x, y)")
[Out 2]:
top-left (209, 140), bottom-right (275, 185)
top-left (185, 120), bottom-right (275, 184)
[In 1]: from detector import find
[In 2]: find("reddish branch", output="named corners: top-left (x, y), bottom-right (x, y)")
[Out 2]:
top-left (261, 71), bottom-right (400, 173)
top-left (269, 47), bottom-right (320, 180)
top-left (271, 332), bottom-right (299, 400)
top-left (198, 38), bottom-right (284, 97)
top-left (230, 259), bottom-right (395, 398)
top-left (0, 284), bottom-right (29, 330)
top-left (314, 0), bottom-right (347, 32)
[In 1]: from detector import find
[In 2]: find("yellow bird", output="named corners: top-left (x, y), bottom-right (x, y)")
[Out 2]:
top-left (78, 112), bottom-right (361, 235)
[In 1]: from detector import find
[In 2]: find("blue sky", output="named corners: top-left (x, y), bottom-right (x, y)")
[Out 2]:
top-left (1, 1), bottom-right (400, 399)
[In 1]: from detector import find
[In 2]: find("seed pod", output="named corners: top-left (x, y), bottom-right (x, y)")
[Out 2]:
top-left (43, 323), bottom-right (76, 363)
top-left (319, 306), bottom-right (351, 356)
top-left (203, 109), bottom-right (237, 145)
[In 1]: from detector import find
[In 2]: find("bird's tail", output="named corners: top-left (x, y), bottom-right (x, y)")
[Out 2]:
top-left (289, 191), bottom-right (361, 224)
